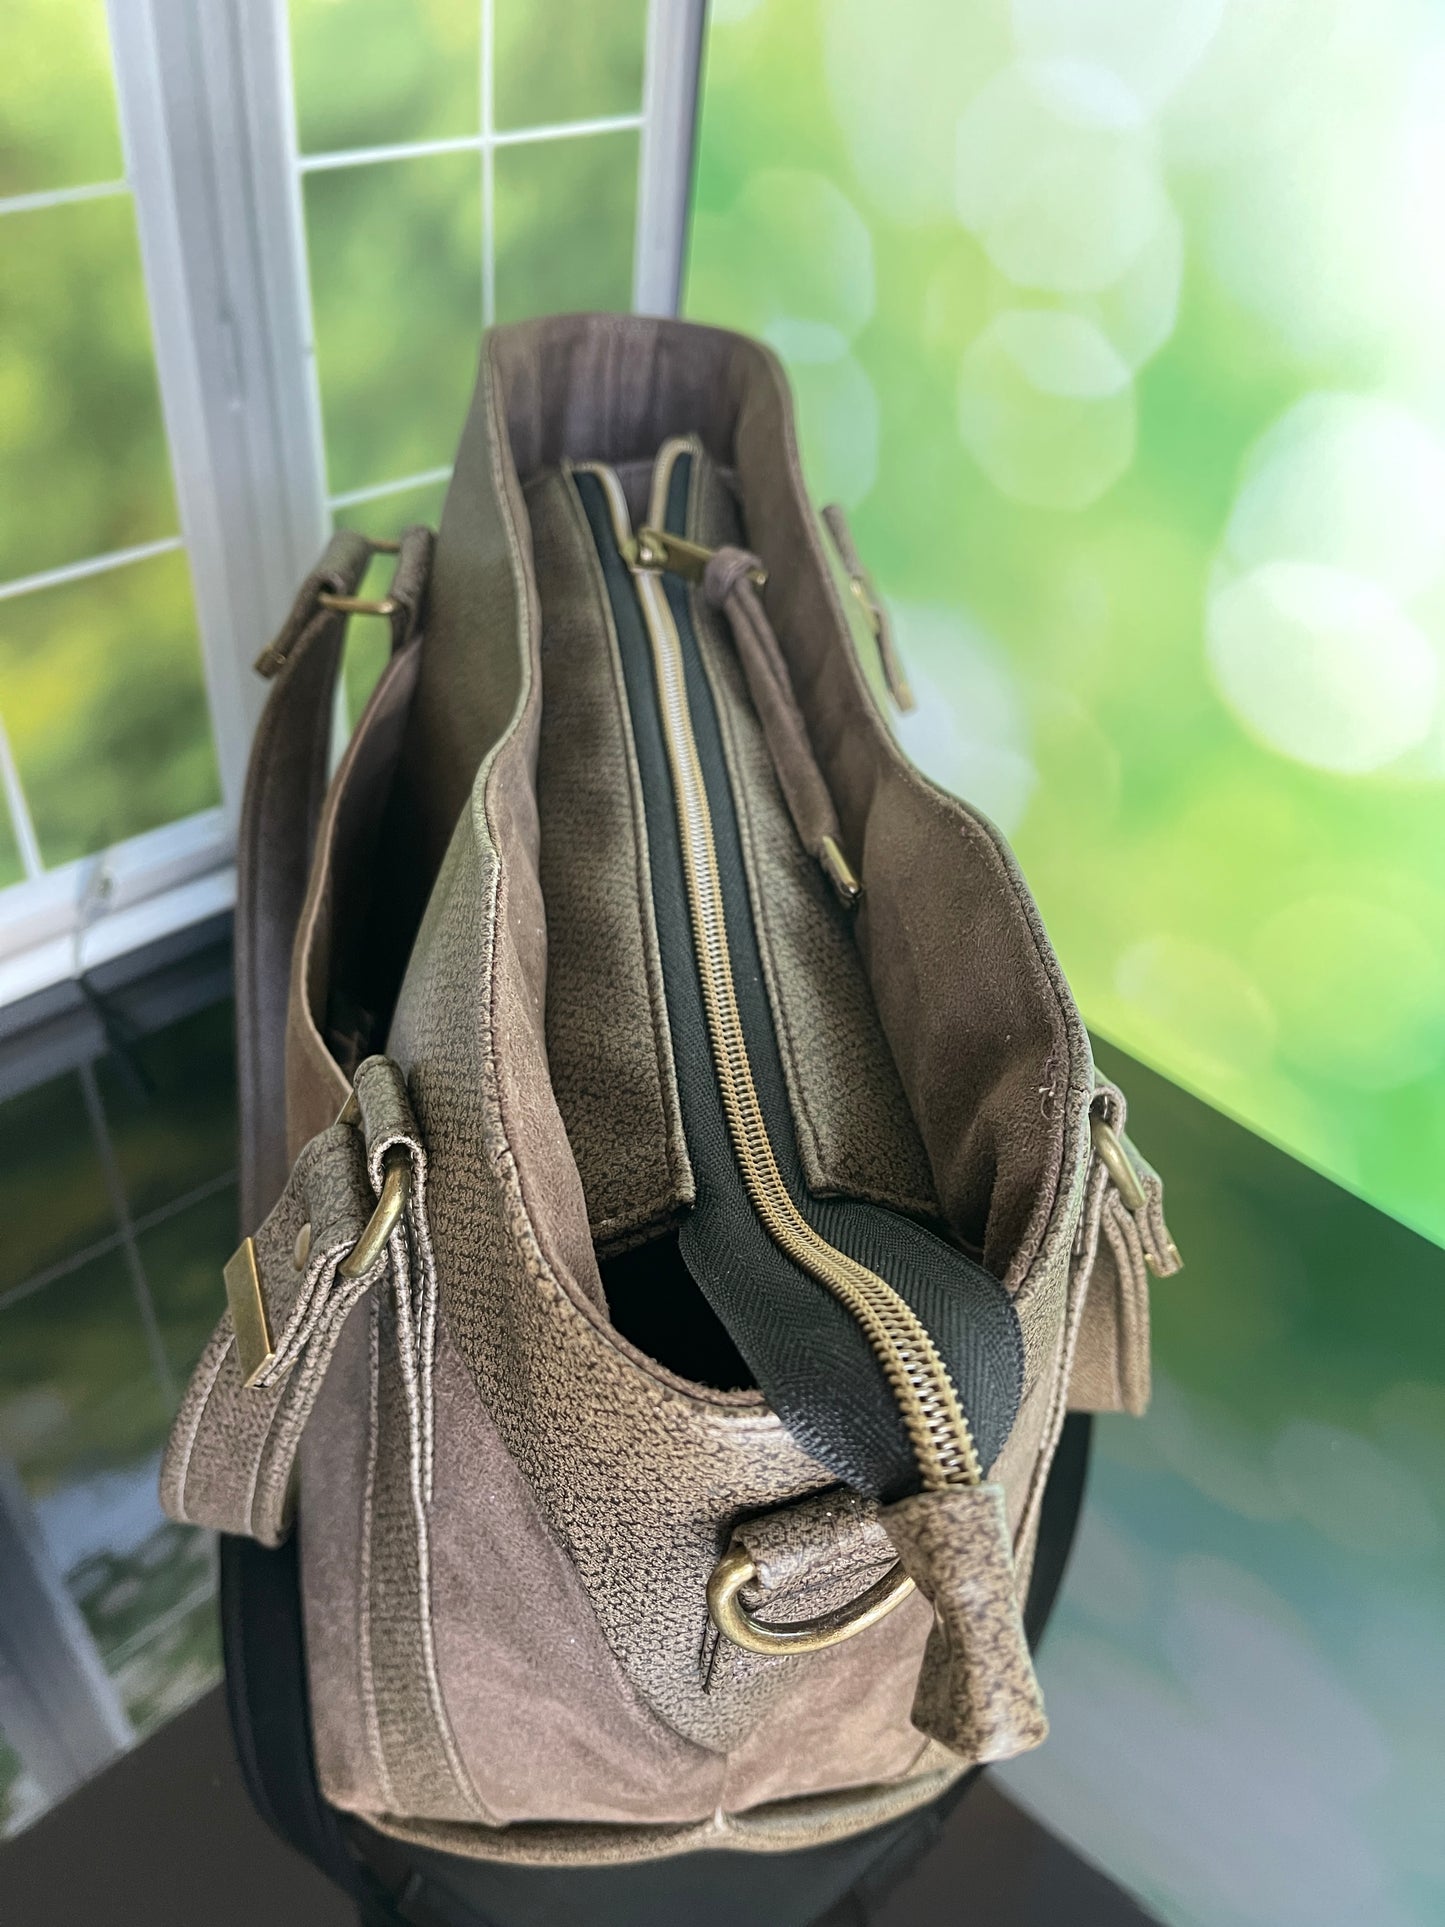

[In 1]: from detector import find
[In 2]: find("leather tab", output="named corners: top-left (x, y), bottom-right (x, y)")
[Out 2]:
top-left (159, 1065), bottom-right (429, 1548)
top-left (1068, 1082), bottom-right (1181, 1417)
top-left (254, 530), bottom-right (373, 678)
top-left (882, 1483), bottom-right (1048, 1764)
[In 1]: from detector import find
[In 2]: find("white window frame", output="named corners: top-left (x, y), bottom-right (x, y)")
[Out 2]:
top-left (0, 0), bottom-right (704, 1010)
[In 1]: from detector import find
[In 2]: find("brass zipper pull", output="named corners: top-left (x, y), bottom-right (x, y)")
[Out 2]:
top-left (821, 504), bottom-right (914, 712)
top-left (628, 526), bottom-right (767, 589)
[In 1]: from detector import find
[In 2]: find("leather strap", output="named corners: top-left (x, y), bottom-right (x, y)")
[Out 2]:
top-left (1068, 1081), bottom-right (1182, 1418)
top-left (160, 1055), bottom-right (438, 1550)
top-left (236, 527), bottom-right (433, 1229)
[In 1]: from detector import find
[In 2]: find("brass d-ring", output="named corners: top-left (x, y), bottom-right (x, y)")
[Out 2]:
top-left (1089, 1113), bottom-right (1147, 1213)
top-left (706, 1545), bottom-right (916, 1656)
top-left (339, 1147), bottom-right (411, 1279)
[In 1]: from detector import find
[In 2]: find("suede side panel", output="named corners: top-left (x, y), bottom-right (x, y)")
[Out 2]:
top-left (425, 1330), bottom-right (726, 1825)
top-left (299, 1296), bottom-right (382, 1812)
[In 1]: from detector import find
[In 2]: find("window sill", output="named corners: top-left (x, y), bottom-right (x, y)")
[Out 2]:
top-left (0, 812), bottom-right (235, 1012)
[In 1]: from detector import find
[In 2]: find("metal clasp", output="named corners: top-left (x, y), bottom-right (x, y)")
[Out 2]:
top-left (1089, 1113), bottom-right (1182, 1274)
top-left (706, 1545), bottom-right (915, 1655)
top-left (626, 527), bottom-right (767, 589)
top-left (225, 1138), bottom-right (412, 1389)
top-left (317, 535), bottom-right (402, 618)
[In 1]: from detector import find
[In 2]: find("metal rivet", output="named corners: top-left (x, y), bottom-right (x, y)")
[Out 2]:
top-left (293, 1222), bottom-right (312, 1272)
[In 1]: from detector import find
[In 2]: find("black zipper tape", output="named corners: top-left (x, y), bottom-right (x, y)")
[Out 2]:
top-left (573, 457), bottom-right (1023, 1499)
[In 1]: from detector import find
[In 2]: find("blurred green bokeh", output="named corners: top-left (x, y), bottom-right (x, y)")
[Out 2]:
top-left (289, 0), bottom-right (480, 155)
top-left (0, 551), bottom-right (219, 867)
top-left (305, 152), bottom-right (483, 494)
top-left (493, 129), bottom-right (637, 323)
top-left (0, 198), bottom-right (178, 582)
top-left (494, 0), bottom-right (647, 130)
top-left (686, 0), bottom-right (1445, 1252)
top-left (0, 0), bottom-right (122, 197)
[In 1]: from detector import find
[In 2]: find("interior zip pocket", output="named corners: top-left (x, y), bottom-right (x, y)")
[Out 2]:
top-left (568, 445), bottom-right (1023, 1501)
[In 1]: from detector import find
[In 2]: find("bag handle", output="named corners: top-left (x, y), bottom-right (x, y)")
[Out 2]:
top-left (235, 527), bottom-right (433, 1228)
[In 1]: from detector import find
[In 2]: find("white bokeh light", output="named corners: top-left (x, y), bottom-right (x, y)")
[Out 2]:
top-left (1225, 395), bottom-right (1445, 602)
top-left (1011, 0), bottom-right (1226, 126)
top-left (787, 354), bottom-right (880, 510)
top-left (956, 66), bottom-right (1170, 293)
top-left (822, 0), bottom-right (1012, 225)
top-left (1206, 560), bottom-right (1440, 774)
top-left (890, 606), bottom-right (1038, 831)
top-left (958, 310), bottom-right (1136, 509)
top-left (1072, 199), bottom-right (1184, 369)
top-left (1163, 0), bottom-right (1350, 167)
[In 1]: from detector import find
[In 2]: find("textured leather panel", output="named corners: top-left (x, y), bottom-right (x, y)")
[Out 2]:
top-left (388, 809), bottom-right (896, 1759)
top-left (686, 451), bottom-right (940, 1222)
top-left (417, 1332), bottom-right (730, 1826)
top-left (528, 468), bottom-right (694, 1252)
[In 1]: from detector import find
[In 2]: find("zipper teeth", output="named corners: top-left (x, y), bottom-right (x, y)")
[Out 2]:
top-left (577, 453), bottom-right (981, 1492)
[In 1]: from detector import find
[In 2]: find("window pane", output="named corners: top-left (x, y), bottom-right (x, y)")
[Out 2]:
top-left (289, 0), bottom-right (479, 157)
top-left (1, 1724), bottom-right (43, 1841)
top-left (334, 475), bottom-right (450, 722)
top-left (0, 1072), bottom-right (113, 1295)
top-left (110, 1581), bottom-right (220, 1740)
top-left (333, 476), bottom-right (451, 546)
top-left (306, 156), bottom-right (481, 495)
top-left (494, 0), bottom-right (648, 131)
top-left (96, 1001), bottom-right (236, 1224)
top-left (0, 0), bottom-right (123, 199)
top-left (0, 1252), bottom-right (169, 1507)
top-left (139, 1186), bottom-right (238, 1386)
top-left (0, 199), bottom-right (178, 582)
top-left (493, 132), bottom-right (637, 325)
top-left (0, 551), bottom-right (219, 868)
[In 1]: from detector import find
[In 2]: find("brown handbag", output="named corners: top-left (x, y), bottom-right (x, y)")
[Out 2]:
top-left (160, 313), bottom-right (1178, 1865)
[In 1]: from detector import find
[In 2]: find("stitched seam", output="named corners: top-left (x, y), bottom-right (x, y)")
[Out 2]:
top-left (394, 1217), bottom-right (483, 1817)
top-left (358, 1295), bottom-right (397, 1813)
top-left (1016, 1163), bottom-right (1107, 1556)
top-left (170, 1329), bottom-right (235, 1521)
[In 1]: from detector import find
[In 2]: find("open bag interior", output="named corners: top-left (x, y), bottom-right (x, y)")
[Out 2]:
top-left (312, 318), bottom-right (1079, 1420)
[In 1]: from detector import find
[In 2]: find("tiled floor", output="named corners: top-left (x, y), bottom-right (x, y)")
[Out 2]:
top-left (0, 994), bottom-right (236, 1833)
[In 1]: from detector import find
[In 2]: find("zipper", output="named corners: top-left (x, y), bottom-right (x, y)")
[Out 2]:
top-left (574, 446), bottom-right (983, 1494)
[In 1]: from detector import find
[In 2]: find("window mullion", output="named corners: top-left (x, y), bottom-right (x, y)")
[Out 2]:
top-left (104, 0), bottom-right (328, 835)
top-left (633, 0), bottom-right (707, 317)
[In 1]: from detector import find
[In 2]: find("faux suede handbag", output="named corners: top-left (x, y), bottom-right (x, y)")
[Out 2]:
top-left (160, 313), bottom-right (1179, 1868)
